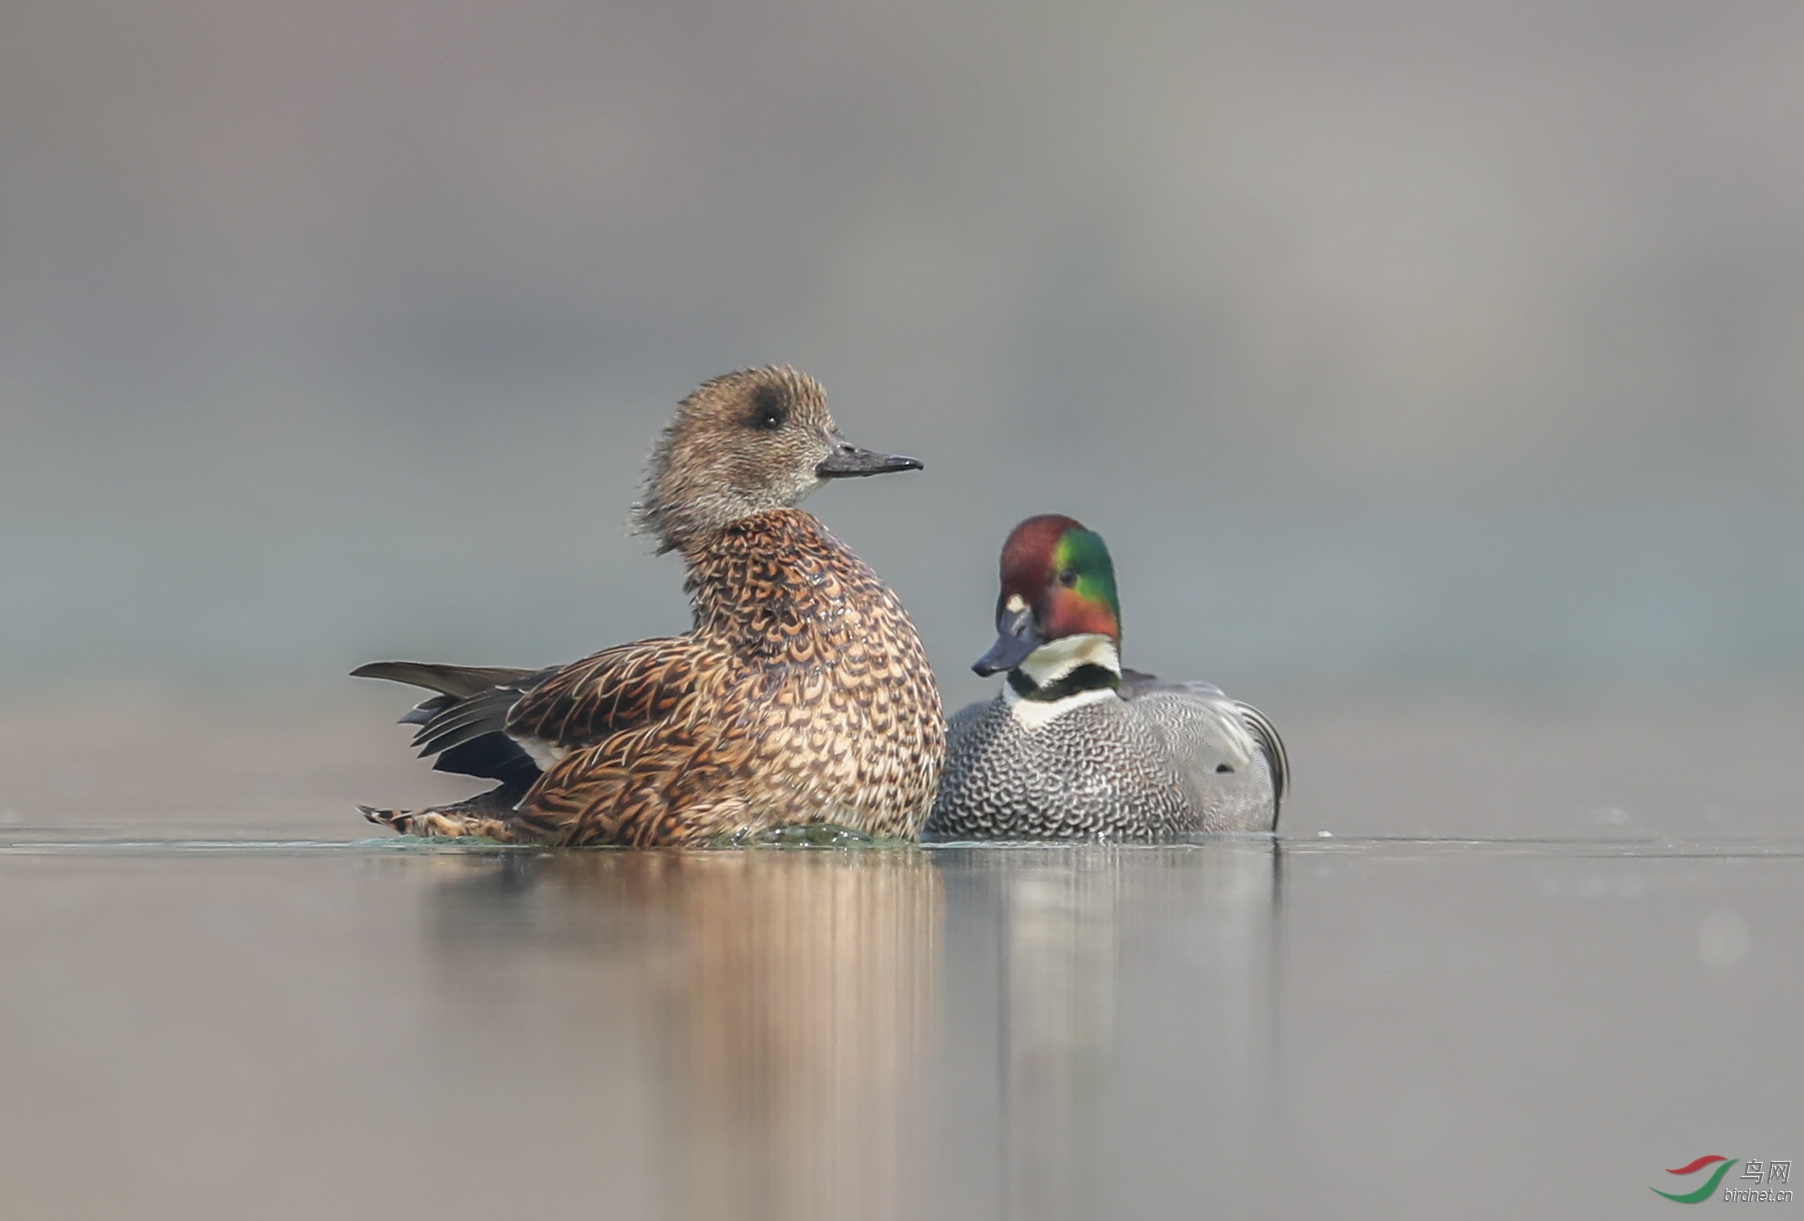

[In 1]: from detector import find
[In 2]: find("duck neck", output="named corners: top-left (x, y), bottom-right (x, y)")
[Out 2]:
top-left (681, 509), bottom-right (837, 639)
top-left (1005, 633), bottom-right (1122, 703)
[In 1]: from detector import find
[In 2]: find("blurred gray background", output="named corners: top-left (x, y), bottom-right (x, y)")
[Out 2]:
top-left (5, 0), bottom-right (1804, 714)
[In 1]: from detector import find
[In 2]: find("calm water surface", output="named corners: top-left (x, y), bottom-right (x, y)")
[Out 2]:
top-left (1, 693), bottom-right (1800, 1219)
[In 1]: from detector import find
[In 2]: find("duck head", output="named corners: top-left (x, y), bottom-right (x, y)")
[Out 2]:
top-left (974, 514), bottom-right (1123, 693)
top-left (634, 366), bottom-right (922, 553)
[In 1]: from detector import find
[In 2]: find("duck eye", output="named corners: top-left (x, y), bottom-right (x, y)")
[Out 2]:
top-left (1058, 568), bottom-right (1078, 587)
top-left (747, 386), bottom-right (787, 431)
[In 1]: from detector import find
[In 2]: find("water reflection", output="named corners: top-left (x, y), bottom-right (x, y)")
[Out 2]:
top-left (946, 842), bottom-right (1280, 1219)
top-left (423, 850), bottom-right (941, 1221)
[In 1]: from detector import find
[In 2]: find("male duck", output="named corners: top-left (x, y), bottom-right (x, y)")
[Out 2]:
top-left (926, 514), bottom-right (1287, 839)
top-left (355, 367), bottom-right (945, 846)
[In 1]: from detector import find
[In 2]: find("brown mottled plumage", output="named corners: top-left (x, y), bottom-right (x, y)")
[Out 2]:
top-left (354, 367), bottom-right (944, 845)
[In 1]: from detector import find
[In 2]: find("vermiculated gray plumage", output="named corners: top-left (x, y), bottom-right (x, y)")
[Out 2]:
top-left (925, 674), bottom-right (1286, 840)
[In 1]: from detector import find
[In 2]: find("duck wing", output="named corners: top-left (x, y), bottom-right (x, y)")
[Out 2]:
top-left (503, 637), bottom-right (706, 758)
top-left (1232, 699), bottom-right (1290, 810)
top-left (1120, 670), bottom-right (1289, 820)
top-left (355, 639), bottom-right (711, 797)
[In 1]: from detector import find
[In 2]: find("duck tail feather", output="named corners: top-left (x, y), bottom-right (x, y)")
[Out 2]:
top-left (351, 661), bottom-right (540, 700)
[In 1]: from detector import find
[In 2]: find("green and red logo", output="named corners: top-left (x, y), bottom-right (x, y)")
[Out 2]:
top-left (1653, 1156), bottom-right (1738, 1204)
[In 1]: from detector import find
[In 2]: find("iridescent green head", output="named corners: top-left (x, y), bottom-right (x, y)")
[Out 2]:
top-left (973, 514), bottom-right (1123, 676)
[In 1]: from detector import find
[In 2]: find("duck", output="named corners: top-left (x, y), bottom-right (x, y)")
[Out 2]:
top-left (925, 514), bottom-right (1287, 840)
top-left (354, 366), bottom-right (945, 846)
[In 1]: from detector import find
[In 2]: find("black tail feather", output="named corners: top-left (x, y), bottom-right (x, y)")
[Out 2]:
top-left (355, 660), bottom-right (553, 789)
top-left (351, 661), bottom-right (540, 699)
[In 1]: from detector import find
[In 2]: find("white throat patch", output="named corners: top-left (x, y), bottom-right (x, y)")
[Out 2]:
top-left (1004, 682), bottom-right (1116, 729)
top-left (1003, 633), bottom-right (1123, 730)
top-left (1015, 633), bottom-right (1121, 687)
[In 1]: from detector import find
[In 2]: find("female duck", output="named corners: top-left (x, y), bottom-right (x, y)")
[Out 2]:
top-left (355, 367), bottom-right (944, 846)
top-left (926, 514), bottom-right (1286, 839)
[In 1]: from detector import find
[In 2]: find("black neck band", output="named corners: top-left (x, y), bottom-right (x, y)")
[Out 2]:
top-left (1008, 663), bottom-right (1122, 702)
